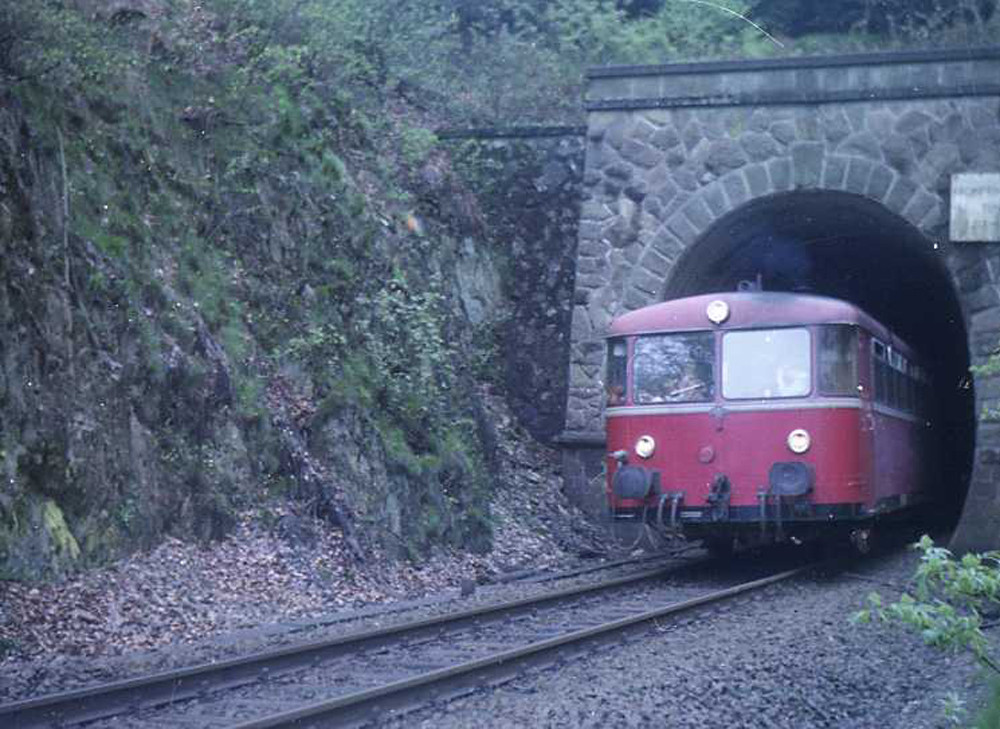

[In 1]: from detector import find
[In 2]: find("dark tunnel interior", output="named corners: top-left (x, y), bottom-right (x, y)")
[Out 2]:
top-left (664, 190), bottom-right (974, 523)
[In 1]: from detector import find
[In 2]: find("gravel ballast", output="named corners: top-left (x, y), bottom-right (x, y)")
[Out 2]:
top-left (3, 538), bottom-right (993, 727)
top-left (386, 547), bottom-right (993, 729)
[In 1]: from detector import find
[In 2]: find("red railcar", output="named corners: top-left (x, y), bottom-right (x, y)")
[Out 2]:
top-left (604, 292), bottom-right (933, 553)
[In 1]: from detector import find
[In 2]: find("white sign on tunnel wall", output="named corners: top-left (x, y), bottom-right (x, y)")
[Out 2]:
top-left (951, 173), bottom-right (1000, 242)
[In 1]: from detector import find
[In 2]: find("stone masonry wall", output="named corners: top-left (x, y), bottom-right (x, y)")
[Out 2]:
top-left (441, 130), bottom-right (585, 442)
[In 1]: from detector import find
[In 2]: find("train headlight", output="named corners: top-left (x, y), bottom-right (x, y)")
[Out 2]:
top-left (635, 435), bottom-right (656, 459)
top-left (787, 428), bottom-right (811, 454)
top-left (706, 299), bottom-right (730, 325)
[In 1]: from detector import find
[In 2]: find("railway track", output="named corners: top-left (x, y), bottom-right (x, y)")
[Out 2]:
top-left (2, 557), bottom-right (816, 729)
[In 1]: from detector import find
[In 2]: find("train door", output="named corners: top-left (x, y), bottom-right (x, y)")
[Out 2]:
top-left (816, 324), bottom-right (872, 511)
top-left (870, 336), bottom-right (894, 506)
top-left (857, 332), bottom-right (877, 509)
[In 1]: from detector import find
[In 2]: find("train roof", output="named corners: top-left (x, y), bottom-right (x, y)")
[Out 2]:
top-left (608, 292), bottom-right (917, 357)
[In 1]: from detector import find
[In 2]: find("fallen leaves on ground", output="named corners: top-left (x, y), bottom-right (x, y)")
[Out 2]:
top-left (0, 387), bottom-right (606, 689)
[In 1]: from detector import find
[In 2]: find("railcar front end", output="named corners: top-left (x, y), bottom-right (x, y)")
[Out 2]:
top-left (604, 292), bottom-right (930, 553)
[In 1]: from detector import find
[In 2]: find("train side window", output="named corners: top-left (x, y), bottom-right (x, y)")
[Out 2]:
top-left (915, 366), bottom-right (927, 415)
top-left (606, 338), bottom-right (628, 406)
top-left (890, 350), bottom-right (906, 410)
top-left (890, 353), bottom-right (900, 410)
top-left (899, 360), bottom-right (911, 412)
top-left (891, 350), bottom-right (905, 410)
top-left (872, 340), bottom-right (888, 403)
top-left (819, 325), bottom-right (858, 396)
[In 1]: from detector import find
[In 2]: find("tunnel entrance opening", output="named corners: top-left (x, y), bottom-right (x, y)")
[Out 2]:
top-left (664, 190), bottom-right (974, 526)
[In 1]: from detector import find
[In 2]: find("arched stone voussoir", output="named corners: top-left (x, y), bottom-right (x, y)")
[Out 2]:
top-left (618, 159), bottom-right (945, 315)
top-left (791, 141), bottom-right (825, 189)
top-left (821, 155), bottom-right (851, 191)
top-left (902, 187), bottom-right (945, 230)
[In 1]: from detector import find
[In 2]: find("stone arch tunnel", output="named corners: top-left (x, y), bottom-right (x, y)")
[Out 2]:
top-left (557, 47), bottom-right (1000, 551)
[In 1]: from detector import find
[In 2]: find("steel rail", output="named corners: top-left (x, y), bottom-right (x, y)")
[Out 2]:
top-left (482, 549), bottom-right (677, 586)
top-left (520, 547), bottom-right (695, 585)
top-left (230, 565), bottom-right (811, 729)
top-left (267, 552), bottom-right (684, 637)
top-left (0, 562), bottom-right (682, 728)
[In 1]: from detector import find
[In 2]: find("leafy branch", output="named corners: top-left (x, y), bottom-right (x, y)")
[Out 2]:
top-left (853, 535), bottom-right (1000, 675)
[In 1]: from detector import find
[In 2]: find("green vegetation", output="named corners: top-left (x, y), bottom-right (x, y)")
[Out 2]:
top-left (8, 1), bottom-right (990, 126)
top-left (1, 0), bottom-right (519, 572)
top-left (971, 345), bottom-right (1000, 421)
top-left (855, 537), bottom-right (1000, 673)
top-left (854, 536), bottom-right (1000, 725)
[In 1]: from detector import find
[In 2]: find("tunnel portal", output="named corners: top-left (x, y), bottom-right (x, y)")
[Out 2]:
top-left (560, 48), bottom-right (1000, 550)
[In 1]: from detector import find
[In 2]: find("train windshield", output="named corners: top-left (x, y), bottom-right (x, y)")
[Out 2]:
top-left (722, 328), bottom-right (811, 399)
top-left (633, 332), bottom-right (715, 404)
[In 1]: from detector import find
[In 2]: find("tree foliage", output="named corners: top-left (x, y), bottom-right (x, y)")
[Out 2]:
top-left (4, 1), bottom-right (998, 125)
top-left (855, 535), bottom-right (1000, 673)
top-left (750, 0), bottom-right (997, 38)
top-left (0, 1), bottom-right (129, 88)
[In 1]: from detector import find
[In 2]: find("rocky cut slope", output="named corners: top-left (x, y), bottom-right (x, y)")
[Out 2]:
top-left (0, 1), bottom-right (583, 579)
